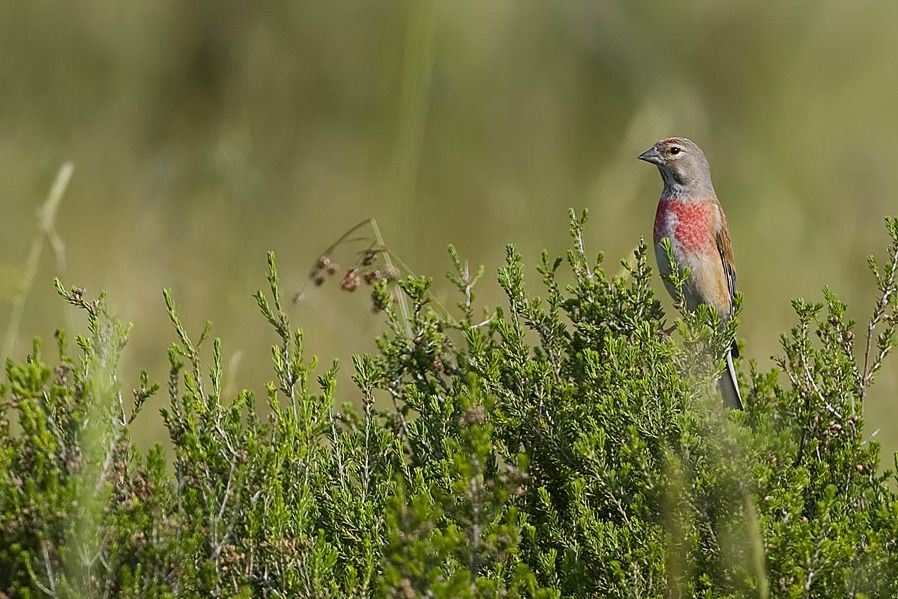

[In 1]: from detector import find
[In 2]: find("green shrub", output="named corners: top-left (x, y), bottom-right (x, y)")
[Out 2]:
top-left (1, 212), bottom-right (897, 598)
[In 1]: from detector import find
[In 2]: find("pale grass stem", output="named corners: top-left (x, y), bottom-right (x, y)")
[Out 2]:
top-left (2, 162), bottom-right (73, 365)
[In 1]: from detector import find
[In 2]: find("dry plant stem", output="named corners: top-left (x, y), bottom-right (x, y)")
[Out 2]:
top-left (39, 540), bottom-right (57, 596)
top-left (304, 215), bottom-right (459, 339)
top-left (789, 319), bottom-right (815, 468)
top-left (370, 218), bottom-right (412, 338)
top-left (573, 221), bottom-right (593, 281)
top-left (361, 387), bottom-right (374, 504)
top-left (317, 218), bottom-right (376, 264)
top-left (302, 216), bottom-right (420, 335)
top-left (2, 162), bottom-right (73, 365)
top-left (383, 245), bottom-right (453, 319)
top-left (860, 235), bottom-right (898, 408)
top-left (801, 352), bottom-right (841, 419)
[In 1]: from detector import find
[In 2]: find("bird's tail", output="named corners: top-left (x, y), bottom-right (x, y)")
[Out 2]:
top-left (718, 344), bottom-right (743, 410)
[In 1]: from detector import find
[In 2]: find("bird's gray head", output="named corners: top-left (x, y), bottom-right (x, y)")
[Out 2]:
top-left (637, 137), bottom-right (715, 198)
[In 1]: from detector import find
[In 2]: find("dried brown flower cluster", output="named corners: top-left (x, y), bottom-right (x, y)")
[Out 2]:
top-left (310, 255), bottom-right (339, 287)
top-left (340, 267), bottom-right (360, 292)
top-left (297, 241), bottom-right (401, 313)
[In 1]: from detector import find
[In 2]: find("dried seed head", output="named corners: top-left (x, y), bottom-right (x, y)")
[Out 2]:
top-left (362, 245), bottom-right (386, 266)
top-left (341, 268), bottom-right (360, 292)
top-left (326, 263), bottom-right (339, 275)
top-left (316, 255), bottom-right (331, 270)
top-left (384, 265), bottom-right (400, 281)
top-left (313, 274), bottom-right (327, 287)
top-left (363, 270), bottom-right (382, 285)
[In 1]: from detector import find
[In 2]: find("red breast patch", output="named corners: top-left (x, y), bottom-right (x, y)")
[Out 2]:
top-left (654, 199), bottom-right (715, 252)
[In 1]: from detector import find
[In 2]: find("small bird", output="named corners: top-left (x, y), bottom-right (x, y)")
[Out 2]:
top-left (637, 137), bottom-right (743, 409)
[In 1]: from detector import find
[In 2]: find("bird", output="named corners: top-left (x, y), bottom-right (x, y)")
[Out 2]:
top-left (637, 137), bottom-right (743, 410)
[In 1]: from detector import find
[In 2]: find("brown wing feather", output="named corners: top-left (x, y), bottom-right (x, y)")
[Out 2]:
top-left (715, 204), bottom-right (739, 358)
top-left (715, 207), bottom-right (737, 314)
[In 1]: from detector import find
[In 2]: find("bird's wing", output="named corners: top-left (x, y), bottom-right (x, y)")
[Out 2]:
top-left (714, 205), bottom-right (737, 316)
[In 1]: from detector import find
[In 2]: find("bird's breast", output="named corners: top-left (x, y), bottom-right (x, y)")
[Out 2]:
top-left (653, 198), bottom-right (716, 253)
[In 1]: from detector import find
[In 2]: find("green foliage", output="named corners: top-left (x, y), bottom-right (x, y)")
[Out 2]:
top-left (2, 214), bottom-right (898, 597)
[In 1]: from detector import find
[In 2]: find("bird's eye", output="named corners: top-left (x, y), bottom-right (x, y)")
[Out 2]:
top-left (669, 147), bottom-right (681, 155)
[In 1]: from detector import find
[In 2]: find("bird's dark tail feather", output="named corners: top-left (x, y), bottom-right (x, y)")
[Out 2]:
top-left (719, 346), bottom-right (743, 410)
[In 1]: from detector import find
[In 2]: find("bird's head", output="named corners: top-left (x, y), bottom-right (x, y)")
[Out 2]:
top-left (638, 137), bottom-right (714, 196)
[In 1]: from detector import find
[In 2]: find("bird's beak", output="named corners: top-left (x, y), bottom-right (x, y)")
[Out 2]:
top-left (637, 146), bottom-right (663, 165)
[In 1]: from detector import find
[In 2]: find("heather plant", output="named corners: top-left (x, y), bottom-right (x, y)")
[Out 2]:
top-left (1, 212), bottom-right (897, 598)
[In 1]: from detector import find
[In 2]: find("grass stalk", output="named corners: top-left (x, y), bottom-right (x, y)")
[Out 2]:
top-left (2, 162), bottom-right (73, 364)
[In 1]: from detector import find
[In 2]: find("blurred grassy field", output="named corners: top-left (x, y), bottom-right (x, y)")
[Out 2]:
top-left (2, 1), bottom-right (897, 455)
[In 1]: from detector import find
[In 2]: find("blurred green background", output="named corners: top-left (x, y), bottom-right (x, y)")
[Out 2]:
top-left (2, 1), bottom-right (896, 454)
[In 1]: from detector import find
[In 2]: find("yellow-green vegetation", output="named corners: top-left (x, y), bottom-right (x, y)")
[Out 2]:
top-left (2, 2), bottom-right (897, 456)
top-left (1, 212), bottom-right (897, 596)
